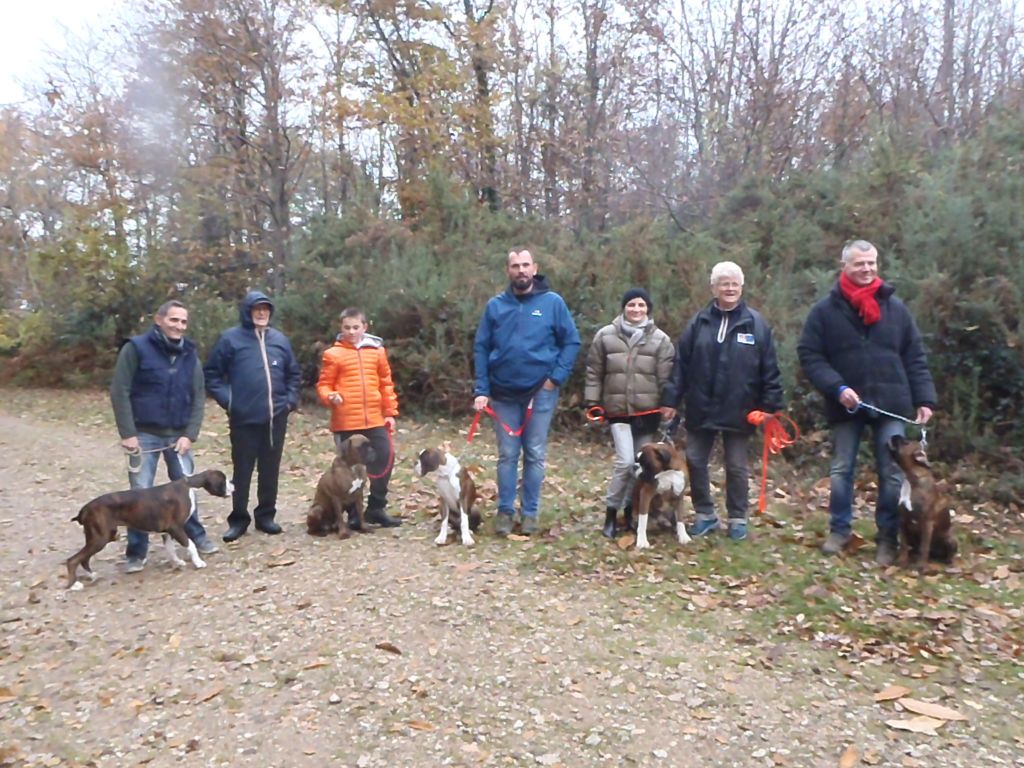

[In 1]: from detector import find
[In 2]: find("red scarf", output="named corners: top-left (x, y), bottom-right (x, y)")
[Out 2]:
top-left (839, 272), bottom-right (882, 325)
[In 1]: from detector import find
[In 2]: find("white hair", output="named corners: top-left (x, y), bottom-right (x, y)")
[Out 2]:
top-left (841, 240), bottom-right (876, 264)
top-left (709, 261), bottom-right (744, 286)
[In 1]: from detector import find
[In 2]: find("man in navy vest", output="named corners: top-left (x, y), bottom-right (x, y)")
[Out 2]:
top-left (111, 300), bottom-right (218, 572)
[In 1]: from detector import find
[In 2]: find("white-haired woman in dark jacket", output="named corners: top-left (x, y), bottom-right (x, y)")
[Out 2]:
top-left (585, 288), bottom-right (676, 538)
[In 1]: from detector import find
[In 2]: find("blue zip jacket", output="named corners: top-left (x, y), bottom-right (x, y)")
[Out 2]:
top-left (473, 275), bottom-right (581, 398)
top-left (204, 291), bottom-right (301, 426)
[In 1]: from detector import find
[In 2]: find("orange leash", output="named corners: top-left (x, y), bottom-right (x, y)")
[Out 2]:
top-left (467, 399), bottom-right (534, 443)
top-left (585, 406), bottom-right (663, 424)
top-left (746, 410), bottom-right (801, 515)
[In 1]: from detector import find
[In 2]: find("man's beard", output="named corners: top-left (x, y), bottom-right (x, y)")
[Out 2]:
top-left (512, 275), bottom-right (533, 291)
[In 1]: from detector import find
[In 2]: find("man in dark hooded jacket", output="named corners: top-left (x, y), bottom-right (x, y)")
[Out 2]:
top-left (205, 291), bottom-right (301, 542)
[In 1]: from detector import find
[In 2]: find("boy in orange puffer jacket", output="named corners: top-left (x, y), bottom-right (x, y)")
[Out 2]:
top-left (316, 308), bottom-right (401, 527)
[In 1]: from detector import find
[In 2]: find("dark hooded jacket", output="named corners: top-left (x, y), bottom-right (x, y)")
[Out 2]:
top-left (797, 281), bottom-right (936, 424)
top-left (661, 300), bottom-right (784, 434)
top-left (204, 291), bottom-right (301, 427)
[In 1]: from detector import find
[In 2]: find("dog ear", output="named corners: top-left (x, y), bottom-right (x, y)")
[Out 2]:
top-left (657, 445), bottom-right (673, 470)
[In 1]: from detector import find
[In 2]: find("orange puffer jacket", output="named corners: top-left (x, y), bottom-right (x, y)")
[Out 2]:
top-left (316, 337), bottom-right (399, 432)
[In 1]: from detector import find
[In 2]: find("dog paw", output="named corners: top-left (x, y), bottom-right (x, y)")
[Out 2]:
top-left (171, 560), bottom-right (186, 570)
top-left (86, 571), bottom-right (100, 582)
top-left (434, 534), bottom-right (448, 546)
top-left (69, 581), bottom-right (84, 592)
top-left (635, 539), bottom-right (652, 550)
top-left (461, 533), bottom-right (476, 546)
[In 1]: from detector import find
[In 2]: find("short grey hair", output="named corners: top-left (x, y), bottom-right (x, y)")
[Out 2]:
top-left (709, 261), bottom-right (744, 286)
top-left (841, 240), bottom-right (877, 263)
top-left (156, 299), bottom-right (187, 317)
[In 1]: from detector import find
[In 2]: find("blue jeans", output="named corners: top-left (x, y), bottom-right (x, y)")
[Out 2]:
top-left (828, 417), bottom-right (905, 541)
top-left (125, 432), bottom-right (208, 560)
top-left (490, 386), bottom-right (560, 519)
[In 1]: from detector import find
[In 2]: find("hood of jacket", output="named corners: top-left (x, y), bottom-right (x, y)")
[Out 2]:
top-left (334, 332), bottom-right (384, 350)
top-left (239, 290), bottom-right (275, 329)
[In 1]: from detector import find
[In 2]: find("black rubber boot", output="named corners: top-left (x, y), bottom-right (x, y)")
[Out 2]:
top-left (601, 507), bottom-right (617, 538)
top-left (366, 507), bottom-right (402, 527)
top-left (622, 505), bottom-right (635, 532)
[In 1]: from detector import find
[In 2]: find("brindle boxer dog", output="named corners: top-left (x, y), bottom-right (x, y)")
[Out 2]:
top-left (887, 435), bottom-right (957, 572)
top-left (632, 440), bottom-right (691, 549)
top-left (306, 434), bottom-right (374, 539)
top-left (66, 470), bottom-right (233, 590)
top-left (415, 445), bottom-right (480, 546)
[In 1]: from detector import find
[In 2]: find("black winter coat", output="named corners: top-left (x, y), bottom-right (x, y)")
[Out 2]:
top-left (797, 282), bottom-right (937, 424)
top-left (662, 301), bottom-right (784, 434)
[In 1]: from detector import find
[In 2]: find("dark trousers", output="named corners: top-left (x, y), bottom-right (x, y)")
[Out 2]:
top-left (685, 428), bottom-right (751, 521)
top-left (229, 416), bottom-right (288, 528)
top-left (334, 426), bottom-right (392, 511)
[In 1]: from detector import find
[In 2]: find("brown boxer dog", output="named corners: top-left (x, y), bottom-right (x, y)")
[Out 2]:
top-left (66, 469), bottom-right (232, 590)
top-left (306, 435), bottom-right (375, 539)
top-left (887, 435), bottom-right (957, 572)
top-left (632, 441), bottom-right (691, 549)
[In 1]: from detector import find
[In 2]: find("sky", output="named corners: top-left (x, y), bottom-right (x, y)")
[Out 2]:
top-left (0, 0), bottom-right (123, 106)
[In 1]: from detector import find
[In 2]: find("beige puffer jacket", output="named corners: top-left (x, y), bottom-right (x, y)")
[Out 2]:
top-left (584, 316), bottom-right (675, 415)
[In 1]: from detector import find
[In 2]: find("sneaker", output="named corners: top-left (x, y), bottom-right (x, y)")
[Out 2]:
top-left (728, 521), bottom-right (748, 541)
top-left (124, 557), bottom-right (146, 574)
top-left (875, 539), bottom-right (898, 567)
top-left (821, 531), bottom-right (851, 556)
top-left (688, 517), bottom-right (721, 537)
top-left (520, 516), bottom-right (539, 536)
top-left (494, 512), bottom-right (514, 536)
top-left (194, 537), bottom-right (219, 555)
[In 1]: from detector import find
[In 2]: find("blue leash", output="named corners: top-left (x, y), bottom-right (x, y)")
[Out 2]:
top-left (846, 401), bottom-right (928, 449)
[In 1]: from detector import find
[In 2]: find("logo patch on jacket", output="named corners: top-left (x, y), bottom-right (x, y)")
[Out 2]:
top-left (736, 333), bottom-right (755, 346)
top-left (531, 309), bottom-right (543, 317)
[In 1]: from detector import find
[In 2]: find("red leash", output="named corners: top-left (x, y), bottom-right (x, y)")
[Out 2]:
top-left (585, 405), bottom-right (662, 424)
top-left (367, 423), bottom-right (395, 480)
top-left (467, 399), bottom-right (534, 443)
top-left (746, 410), bottom-right (801, 515)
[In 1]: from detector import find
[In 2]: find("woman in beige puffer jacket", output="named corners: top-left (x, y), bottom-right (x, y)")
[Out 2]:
top-left (584, 288), bottom-right (676, 538)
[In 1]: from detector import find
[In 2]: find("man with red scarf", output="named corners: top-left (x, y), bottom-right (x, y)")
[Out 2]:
top-left (798, 240), bottom-right (937, 565)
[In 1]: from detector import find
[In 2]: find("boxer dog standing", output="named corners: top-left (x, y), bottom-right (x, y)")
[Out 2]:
top-left (632, 441), bottom-right (691, 549)
top-left (66, 469), bottom-right (232, 590)
top-left (306, 434), bottom-right (374, 538)
top-left (887, 435), bottom-right (957, 572)
top-left (415, 445), bottom-right (480, 546)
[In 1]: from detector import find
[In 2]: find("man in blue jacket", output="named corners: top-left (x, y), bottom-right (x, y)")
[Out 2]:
top-left (205, 291), bottom-right (301, 542)
top-left (798, 240), bottom-right (936, 565)
top-left (473, 249), bottom-right (581, 536)
top-left (111, 300), bottom-right (218, 572)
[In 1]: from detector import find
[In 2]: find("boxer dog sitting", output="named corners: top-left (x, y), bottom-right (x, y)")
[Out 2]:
top-left (632, 440), bottom-right (691, 549)
top-left (65, 469), bottom-right (232, 590)
top-left (306, 434), bottom-right (374, 539)
top-left (415, 445), bottom-right (480, 546)
top-left (887, 434), bottom-right (957, 572)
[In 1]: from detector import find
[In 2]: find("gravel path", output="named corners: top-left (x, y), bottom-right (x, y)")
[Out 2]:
top-left (1, 402), bottom-right (1021, 768)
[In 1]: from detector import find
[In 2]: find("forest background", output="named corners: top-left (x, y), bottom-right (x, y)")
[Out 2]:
top-left (0, 0), bottom-right (1021, 500)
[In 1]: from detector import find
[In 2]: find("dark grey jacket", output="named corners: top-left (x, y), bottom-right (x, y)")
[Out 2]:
top-left (797, 282), bottom-right (937, 424)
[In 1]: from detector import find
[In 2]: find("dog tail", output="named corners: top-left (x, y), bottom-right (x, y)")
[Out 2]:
top-left (71, 504), bottom-right (89, 524)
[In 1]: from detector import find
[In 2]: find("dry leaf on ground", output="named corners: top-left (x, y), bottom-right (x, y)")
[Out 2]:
top-left (874, 684), bottom-right (912, 702)
top-left (885, 716), bottom-right (946, 735)
top-left (897, 698), bottom-right (967, 721)
top-left (838, 745), bottom-right (859, 768)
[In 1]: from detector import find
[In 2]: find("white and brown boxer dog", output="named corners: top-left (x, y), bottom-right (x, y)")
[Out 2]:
top-left (306, 434), bottom-right (374, 539)
top-left (415, 445), bottom-right (480, 546)
top-left (66, 469), bottom-right (233, 590)
top-left (632, 441), bottom-right (691, 549)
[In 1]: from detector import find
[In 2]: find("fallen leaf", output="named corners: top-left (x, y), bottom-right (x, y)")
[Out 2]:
top-left (875, 684), bottom-right (912, 702)
top-left (993, 565), bottom-right (1010, 580)
top-left (897, 698), bottom-right (968, 721)
top-left (267, 559), bottom-right (296, 568)
top-left (507, 534), bottom-right (530, 541)
top-left (839, 745), bottom-right (859, 768)
top-left (885, 716), bottom-right (946, 735)
top-left (375, 641), bottom-right (402, 655)
top-left (616, 533), bottom-right (635, 549)
top-left (407, 720), bottom-right (436, 731)
top-left (454, 562), bottom-right (482, 575)
top-left (303, 660), bottom-right (330, 670)
top-left (195, 683), bottom-right (225, 703)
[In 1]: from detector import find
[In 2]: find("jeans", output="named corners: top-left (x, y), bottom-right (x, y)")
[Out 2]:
top-left (490, 386), bottom-right (560, 519)
top-left (228, 416), bottom-right (289, 529)
top-left (125, 432), bottom-right (208, 560)
top-left (605, 422), bottom-right (655, 509)
top-left (685, 429), bottom-right (751, 522)
top-left (334, 427), bottom-right (392, 511)
top-left (828, 416), bottom-right (905, 540)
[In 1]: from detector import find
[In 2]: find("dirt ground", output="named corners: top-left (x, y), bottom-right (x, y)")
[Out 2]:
top-left (1, 395), bottom-right (1022, 768)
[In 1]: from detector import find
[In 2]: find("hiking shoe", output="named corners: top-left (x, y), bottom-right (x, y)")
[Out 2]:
top-left (728, 521), bottom-right (748, 541)
top-left (875, 539), bottom-right (898, 567)
top-left (688, 517), bottom-right (721, 537)
top-left (821, 531), bottom-right (851, 556)
top-left (194, 536), bottom-right (219, 555)
top-left (124, 557), bottom-right (146, 574)
top-left (520, 516), bottom-right (539, 536)
top-left (365, 508), bottom-right (402, 528)
top-left (494, 512), bottom-right (514, 536)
